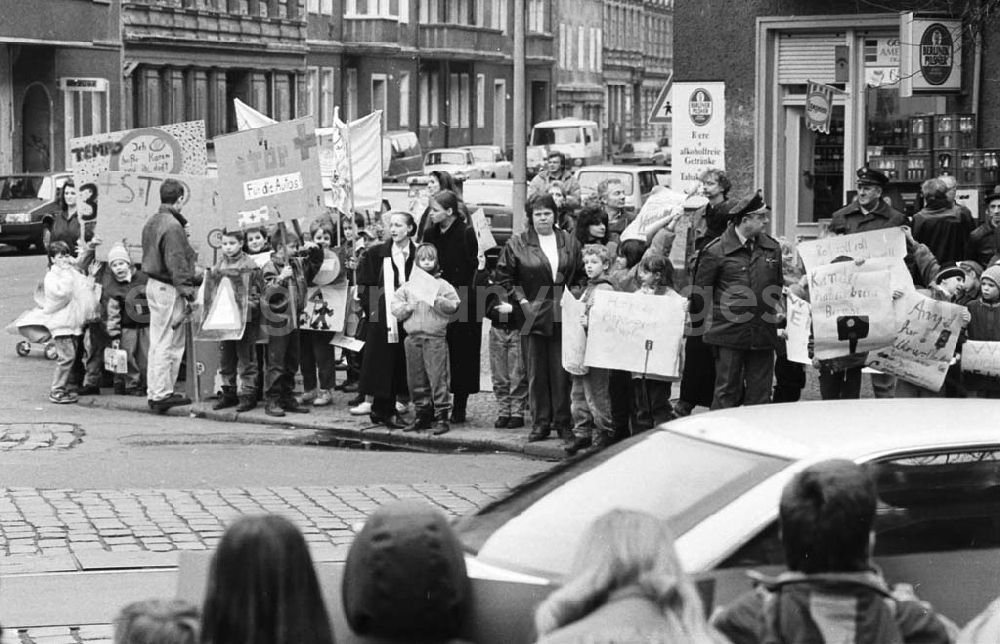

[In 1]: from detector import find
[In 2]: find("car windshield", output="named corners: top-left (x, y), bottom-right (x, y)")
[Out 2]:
top-left (456, 430), bottom-right (789, 579)
top-left (468, 148), bottom-right (493, 163)
top-left (463, 181), bottom-right (513, 208)
top-left (576, 171), bottom-right (635, 195)
top-left (427, 151), bottom-right (468, 165)
top-left (530, 126), bottom-right (581, 146)
top-left (0, 176), bottom-right (44, 200)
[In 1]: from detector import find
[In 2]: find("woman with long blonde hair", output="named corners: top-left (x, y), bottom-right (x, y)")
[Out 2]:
top-left (534, 509), bottom-right (723, 643)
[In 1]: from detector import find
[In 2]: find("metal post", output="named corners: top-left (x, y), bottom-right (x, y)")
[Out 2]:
top-left (512, 0), bottom-right (527, 234)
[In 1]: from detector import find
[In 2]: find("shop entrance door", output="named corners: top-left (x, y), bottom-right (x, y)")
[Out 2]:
top-left (783, 104), bottom-right (846, 240)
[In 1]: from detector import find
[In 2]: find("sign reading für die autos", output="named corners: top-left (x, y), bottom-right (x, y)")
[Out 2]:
top-left (899, 13), bottom-right (963, 96)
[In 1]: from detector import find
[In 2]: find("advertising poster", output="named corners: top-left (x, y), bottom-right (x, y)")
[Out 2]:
top-left (671, 82), bottom-right (725, 193)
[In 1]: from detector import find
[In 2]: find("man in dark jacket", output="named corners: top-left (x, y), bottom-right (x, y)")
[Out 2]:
top-left (968, 192), bottom-right (1000, 267)
top-left (829, 166), bottom-right (907, 234)
top-left (141, 179), bottom-right (200, 413)
top-left (691, 192), bottom-right (782, 409)
top-left (913, 176), bottom-right (976, 264)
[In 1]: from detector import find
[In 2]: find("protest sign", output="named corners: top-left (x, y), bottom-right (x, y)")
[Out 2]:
top-left (797, 228), bottom-right (912, 292)
top-left (961, 340), bottom-right (1000, 379)
top-left (561, 290), bottom-right (588, 376)
top-left (70, 121), bottom-right (207, 186)
top-left (808, 263), bottom-right (895, 360)
top-left (330, 332), bottom-right (365, 352)
top-left (406, 266), bottom-right (440, 306)
top-left (194, 269), bottom-right (251, 342)
top-left (470, 208), bottom-right (498, 254)
top-left (214, 116), bottom-right (325, 229)
top-left (301, 282), bottom-right (349, 333)
top-left (866, 292), bottom-right (965, 391)
top-left (785, 292), bottom-right (812, 365)
top-left (584, 290), bottom-right (685, 378)
top-left (96, 172), bottom-right (224, 265)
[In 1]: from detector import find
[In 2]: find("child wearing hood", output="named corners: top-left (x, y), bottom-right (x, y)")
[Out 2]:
top-left (104, 244), bottom-right (150, 396)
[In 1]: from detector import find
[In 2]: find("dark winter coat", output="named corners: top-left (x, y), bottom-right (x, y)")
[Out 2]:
top-left (104, 269), bottom-right (151, 336)
top-left (261, 245), bottom-right (322, 330)
top-left (49, 210), bottom-right (94, 256)
top-left (967, 219), bottom-right (1000, 268)
top-left (424, 218), bottom-right (481, 394)
top-left (691, 225), bottom-right (783, 350)
top-left (495, 228), bottom-right (583, 337)
top-left (912, 201), bottom-right (976, 264)
top-left (965, 298), bottom-right (1000, 393)
top-left (829, 199), bottom-right (907, 235)
top-left (357, 240), bottom-right (414, 399)
top-left (140, 206), bottom-right (199, 300)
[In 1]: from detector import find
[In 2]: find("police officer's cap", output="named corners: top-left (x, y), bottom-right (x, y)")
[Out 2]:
top-left (729, 190), bottom-right (769, 223)
top-left (856, 166), bottom-right (889, 188)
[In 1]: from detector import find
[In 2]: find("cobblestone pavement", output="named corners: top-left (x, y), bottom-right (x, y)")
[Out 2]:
top-left (0, 424), bottom-right (83, 452)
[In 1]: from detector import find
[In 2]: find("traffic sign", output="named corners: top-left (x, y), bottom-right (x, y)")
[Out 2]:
top-left (648, 73), bottom-right (673, 124)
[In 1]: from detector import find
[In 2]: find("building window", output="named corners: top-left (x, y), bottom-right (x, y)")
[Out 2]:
top-left (320, 68), bottom-right (334, 126)
top-left (347, 0), bottom-right (400, 16)
top-left (527, 0), bottom-right (544, 33)
top-left (590, 28), bottom-right (598, 71)
top-left (596, 27), bottom-right (602, 71)
top-left (320, 0), bottom-right (332, 13)
top-left (400, 72), bottom-right (411, 128)
top-left (420, 69), bottom-right (439, 126)
top-left (488, 0), bottom-right (506, 32)
top-left (459, 73), bottom-right (470, 128)
top-left (345, 68), bottom-right (358, 121)
top-left (578, 26), bottom-right (585, 71)
top-left (307, 67), bottom-right (319, 120)
top-left (60, 78), bottom-right (110, 161)
top-left (449, 73), bottom-right (460, 127)
top-left (476, 73), bottom-right (485, 128)
top-left (419, 0), bottom-right (439, 23)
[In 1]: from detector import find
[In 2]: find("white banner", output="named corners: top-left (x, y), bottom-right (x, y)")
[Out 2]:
top-left (671, 82), bottom-right (725, 194)
top-left (785, 292), bottom-right (812, 365)
top-left (584, 290), bottom-right (685, 378)
top-left (561, 289), bottom-right (588, 376)
top-left (798, 228), bottom-right (912, 292)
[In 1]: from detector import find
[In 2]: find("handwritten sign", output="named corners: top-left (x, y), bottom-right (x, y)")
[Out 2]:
top-left (561, 289), bottom-right (588, 375)
top-left (808, 263), bottom-right (895, 360)
top-left (70, 121), bottom-right (207, 187)
top-left (470, 208), bottom-right (498, 254)
top-left (785, 292), bottom-right (812, 365)
top-left (798, 228), bottom-right (912, 292)
top-left (214, 116), bottom-right (325, 229)
top-left (96, 172), bottom-right (224, 266)
top-left (866, 292), bottom-right (965, 391)
top-left (962, 341), bottom-right (1000, 378)
top-left (406, 266), bottom-right (440, 306)
top-left (584, 290), bottom-right (685, 378)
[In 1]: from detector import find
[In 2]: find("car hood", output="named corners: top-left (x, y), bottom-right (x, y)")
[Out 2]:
top-left (0, 198), bottom-right (42, 214)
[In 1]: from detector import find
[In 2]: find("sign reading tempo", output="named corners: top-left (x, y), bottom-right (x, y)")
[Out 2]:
top-left (670, 81), bottom-right (726, 193)
top-left (899, 13), bottom-right (962, 96)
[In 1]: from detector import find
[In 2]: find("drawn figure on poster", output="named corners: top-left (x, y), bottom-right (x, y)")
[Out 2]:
top-left (307, 289), bottom-right (335, 330)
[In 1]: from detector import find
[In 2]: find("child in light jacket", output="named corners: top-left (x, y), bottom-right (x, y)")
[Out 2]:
top-left (390, 243), bottom-right (460, 436)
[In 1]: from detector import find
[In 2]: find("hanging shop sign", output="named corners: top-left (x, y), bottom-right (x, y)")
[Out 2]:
top-left (805, 81), bottom-right (836, 134)
top-left (900, 13), bottom-right (963, 96)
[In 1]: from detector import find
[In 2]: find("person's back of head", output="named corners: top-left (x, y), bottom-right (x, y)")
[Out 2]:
top-left (201, 514), bottom-right (334, 644)
top-left (779, 459), bottom-right (876, 574)
top-left (618, 239), bottom-right (646, 269)
top-left (342, 500), bottom-right (470, 642)
top-left (114, 599), bottom-right (199, 644)
top-left (159, 179), bottom-right (185, 206)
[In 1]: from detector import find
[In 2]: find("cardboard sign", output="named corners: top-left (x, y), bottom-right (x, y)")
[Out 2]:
top-left (671, 82), bottom-right (726, 193)
top-left (70, 121), bottom-right (207, 187)
top-left (785, 292), bottom-right (812, 365)
top-left (584, 290), bottom-right (685, 378)
top-left (866, 292), bottom-right (965, 391)
top-left (808, 263), bottom-right (895, 360)
top-left (798, 228), bottom-right (912, 292)
top-left (301, 282), bottom-right (350, 333)
top-left (560, 289), bottom-right (588, 376)
top-left (95, 172), bottom-right (224, 266)
top-left (194, 269), bottom-right (251, 342)
top-left (470, 208), bottom-right (498, 254)
top-left (214, 116), bottom-right (326, 229)
top-left (961, 340), bottom-right (1000, 378)
top-left (330, 332), bottom-right (365, 352)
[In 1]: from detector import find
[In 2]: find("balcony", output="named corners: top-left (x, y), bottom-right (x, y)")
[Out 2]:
top-left (525, 32), bottom-right (553, 61)
top-left (418, 24), bottom-right (506, 59)
top-left (123, 3), bottom-right (306, 48)
top-left (342, 16), bottom-right (399, 45)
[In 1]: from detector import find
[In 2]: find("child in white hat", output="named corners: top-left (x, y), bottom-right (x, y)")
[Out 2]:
top-left (104, 244), bottom-right (151, 396)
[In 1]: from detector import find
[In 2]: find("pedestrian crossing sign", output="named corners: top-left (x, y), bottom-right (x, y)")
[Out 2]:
top-left (648, 75), bottom-right (673, 124)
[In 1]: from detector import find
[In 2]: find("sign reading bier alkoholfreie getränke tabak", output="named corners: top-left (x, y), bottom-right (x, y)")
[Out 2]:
top-left (671, 82), bottom-right (726, 193)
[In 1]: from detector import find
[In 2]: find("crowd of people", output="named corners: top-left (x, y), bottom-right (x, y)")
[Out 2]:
top-left (15, 154), bottom-right (1000, 453)
top-left (8, 459), bottom-right (1000, 642)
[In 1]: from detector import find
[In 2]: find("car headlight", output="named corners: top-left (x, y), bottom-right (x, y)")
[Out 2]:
top-left (4, 213), bottom-right (31, 224)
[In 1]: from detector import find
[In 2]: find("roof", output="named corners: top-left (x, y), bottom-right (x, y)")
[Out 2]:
top-left (667, 399), bottom-right (1000, 462)
top-left (531, 118), bottom-right (598, 128)
top-left (426, 148), bottom-right (471, 154)
top-left (576, 165), bottom-right (670, 173)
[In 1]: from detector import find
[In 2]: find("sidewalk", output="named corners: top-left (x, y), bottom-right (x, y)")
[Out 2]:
top-left (81, 387), bottom-right (568, 460)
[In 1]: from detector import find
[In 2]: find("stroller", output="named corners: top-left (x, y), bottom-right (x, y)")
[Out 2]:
top-left (12, 323), bottom-right (59, 360)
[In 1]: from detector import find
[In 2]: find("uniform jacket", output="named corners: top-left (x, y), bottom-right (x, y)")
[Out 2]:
top-left (692, 226), bottom-right (783, 350)
top-left (140, 206), bottom-right (199, 299)
top-left (390, 275), bottom-right (460, 337)
top-left (913, 201), bottom-right (976, 264)
top-left (967, 219), bottom-right (1000, 268)
top-left (104, 269), bottom-right (150, 337)
top-left (496, 228), bottom-right (583, 337)
top-left (829, 199), bottom-right (907, 235)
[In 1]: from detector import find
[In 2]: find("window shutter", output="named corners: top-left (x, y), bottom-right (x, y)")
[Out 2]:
top-left (777, 33), bottom-right (843, 84)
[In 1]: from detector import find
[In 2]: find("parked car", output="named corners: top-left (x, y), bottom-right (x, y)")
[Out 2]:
top-left (463, 145), bottom-right (512, 179)
top-left (423, 148), bottom-right (484, 182)
top-left (0, 172), bottom-right (73, 252)
top-left (463, 178), bottom-right (515, 248)
top-left (382, 130), bottom-right (424, 182)
top-left (574, 164), bottom-right (671, 212)
top-left (454, 399), bottom-right (1000, 642)
top-left (611, 138), bottom-right (670, 166)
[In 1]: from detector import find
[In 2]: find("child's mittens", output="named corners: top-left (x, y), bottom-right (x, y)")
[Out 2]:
top-left (497, 301), bottom-right (514, 315)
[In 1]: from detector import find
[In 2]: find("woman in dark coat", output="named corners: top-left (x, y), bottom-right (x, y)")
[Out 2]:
top-left (357, 212), bottom-right (417, 428)
top-left (496, 194), bottom-right (583, 442)
top-left (49, 179), bottom-right (92, 256)
top-left (423, 190), bottom-right (481, 423)
top-left (417, 170), bottom-right (468, 243)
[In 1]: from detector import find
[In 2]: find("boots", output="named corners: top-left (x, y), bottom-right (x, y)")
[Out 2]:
top-left (450, 393), bottom-right (468, 423)
top-left (404, 407), bottom-right (434, 433)
top-left (235, 393), bottom-right (257, 412)
top-left (432, 410), bottom-right (451, 436)
top-left (212, 387), bottom-right (238, 410)
top-left (265, 397), bottom-right (285, 417)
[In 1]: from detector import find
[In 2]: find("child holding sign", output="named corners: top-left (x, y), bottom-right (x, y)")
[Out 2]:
top-left (390, 244), bottom-right (460, 436)
top-left (964, 265), bottom-right (1000, 398)
top-left (631, 255), bottom-right (683, 431)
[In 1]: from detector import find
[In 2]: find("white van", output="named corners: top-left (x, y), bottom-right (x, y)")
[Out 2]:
top-left (527, 118), bottom-right (602, 176)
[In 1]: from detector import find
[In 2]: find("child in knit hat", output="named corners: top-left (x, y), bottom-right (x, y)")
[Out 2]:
top-left (964, 264), bottom-right (1000, 398)
top-left (104, 244), bottom-right (150, 396)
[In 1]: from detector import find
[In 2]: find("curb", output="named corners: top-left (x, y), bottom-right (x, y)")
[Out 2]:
top-left (79, 394), bottom-right (566, 460)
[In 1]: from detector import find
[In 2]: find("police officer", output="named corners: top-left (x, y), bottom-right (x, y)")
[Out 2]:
top-left (829, 166), bottom-right (907, 234)
top-left (690, 192), bottom-right (783, 409)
